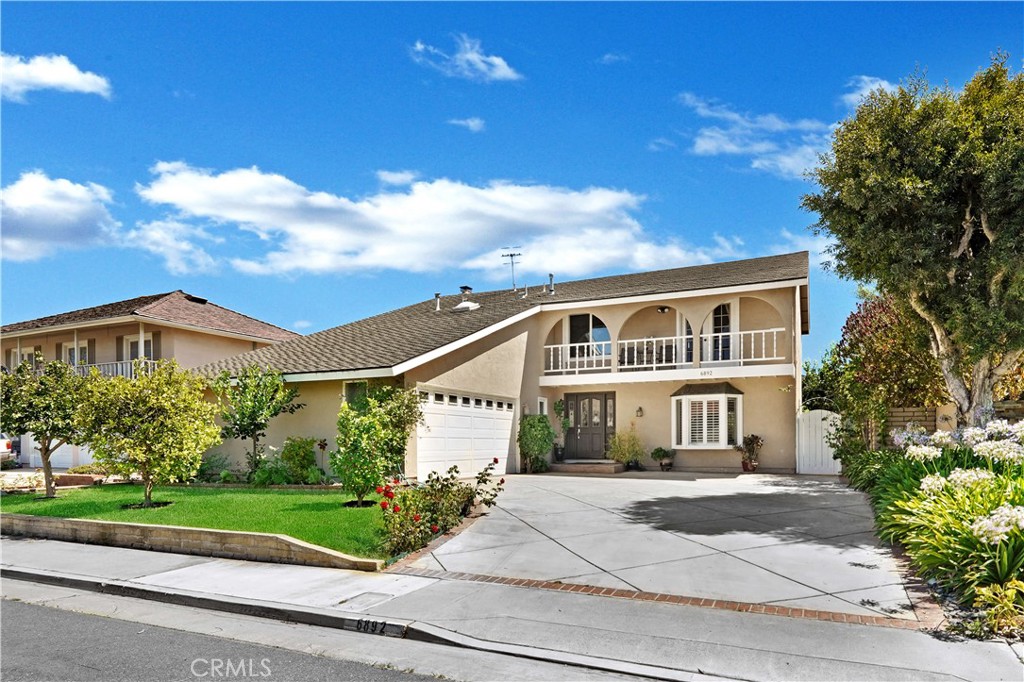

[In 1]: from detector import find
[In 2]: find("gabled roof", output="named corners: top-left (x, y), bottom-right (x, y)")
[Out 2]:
top-left (1, 290), bottom-right (298, 343)
top-left (199, 251), bottom-right (809, 378)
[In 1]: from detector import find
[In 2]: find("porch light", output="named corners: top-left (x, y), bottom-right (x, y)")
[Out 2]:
top-left (635, 406), bottom-right (644, 418)
top-left (656, 306), bottom-right (670, 314)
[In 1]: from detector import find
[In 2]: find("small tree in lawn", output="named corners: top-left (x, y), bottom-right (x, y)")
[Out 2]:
top-left (78, 360), bottom-right (221, 507)
top-left (0, 357), bottom-right (86, 498)
top-left (213, 365), bottom-right (303, 479)
top-left (330, 386), bottom-right (423, 505)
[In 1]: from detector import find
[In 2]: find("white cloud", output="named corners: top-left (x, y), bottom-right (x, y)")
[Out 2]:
top-left (135, 161), bottom-right (746, 280)
top-left (1, 53), bottom-right (112, 102)
top-left (1, 171), bottom-right (120, 261)
top-left (597, 52), bottom-right (628, 65)
top-left (124, 219), bottom-right (219, 275)
top-left (647, 137), bottom-right (677, 152)
top-left (448, 117), bottom-right (485, 133)
top-left (292, 320), bottom-right (312, 330)
top-left (376, 169), bottom-right (419, 186)
top-left (841, 75), bottom-right (897, 108)
top-left (676, 92), bottom-right (832, 180)
top-left (411, 34), bottom-right (523, 82)
top-left (771, 228), bottom-right (833, 268)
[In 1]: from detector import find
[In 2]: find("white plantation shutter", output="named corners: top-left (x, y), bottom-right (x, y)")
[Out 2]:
top-left (707, 399), bottom-right (720, 443)
top-left (689, 399), bottom-right (704, 445)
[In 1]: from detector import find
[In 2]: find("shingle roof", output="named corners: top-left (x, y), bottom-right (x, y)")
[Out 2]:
top-left (2, 290), bottom-right (298, 342)
top-left (199, 251), bottom-right (808, 378)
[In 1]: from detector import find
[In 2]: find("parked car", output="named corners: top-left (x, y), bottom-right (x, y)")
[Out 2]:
top-left (0, 433), bottom-right (14, 463)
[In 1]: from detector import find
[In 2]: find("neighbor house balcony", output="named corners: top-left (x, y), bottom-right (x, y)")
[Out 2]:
top-left (541, 328), bottom-right (792, 385)
top-left (69, 360), bottom-right (158, 379)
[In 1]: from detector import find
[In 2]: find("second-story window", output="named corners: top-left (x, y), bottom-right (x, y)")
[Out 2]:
top-left (710, 303), bottom-right (731, 361)
top-left (63, 341), bottom-right (89, 366)
top-left (568, 314), bottom-right (610, 358)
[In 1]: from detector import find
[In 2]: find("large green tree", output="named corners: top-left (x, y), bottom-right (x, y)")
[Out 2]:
top-left (213, 365), bottom-right (303, 478)
top-left (78, 360), bottom-right (221, 506)
top-left (0, 358), bottom-right (87, 498)
top-left (803, 55), bottom-right (1024, 425)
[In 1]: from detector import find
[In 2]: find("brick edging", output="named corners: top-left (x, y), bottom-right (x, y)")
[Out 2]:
top-left (388, 565), bottom-right (926, 630)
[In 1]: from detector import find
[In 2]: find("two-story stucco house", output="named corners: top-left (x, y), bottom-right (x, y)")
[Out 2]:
top-left (203, 252), bottom-right (809, 479)
top-left (1, 290), bottom-right (298, 468)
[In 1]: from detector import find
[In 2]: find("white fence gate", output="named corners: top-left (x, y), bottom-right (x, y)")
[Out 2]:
top-left (797, 409), bottom-right (842, 475)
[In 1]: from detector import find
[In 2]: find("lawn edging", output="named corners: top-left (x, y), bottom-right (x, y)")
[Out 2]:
top-left (0, 513), bottom-right (382, 572)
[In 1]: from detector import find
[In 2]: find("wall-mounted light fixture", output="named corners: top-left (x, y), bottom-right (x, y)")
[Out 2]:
top-left (656, 306), bottom-right (670, 314)
top-left (635, 406), bottom-right (644, 418)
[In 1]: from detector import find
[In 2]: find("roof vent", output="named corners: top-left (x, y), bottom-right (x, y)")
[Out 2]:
top-left (434, 293), bottom-right (441, 312)
top-left (459, 285), bottom-right (473, 297)
top-left (185, 294), bottom-right (208, 304)
top-left (452, 300), bottom-right (481, 313)
top-left (548, 273), bottom-right (555, 295)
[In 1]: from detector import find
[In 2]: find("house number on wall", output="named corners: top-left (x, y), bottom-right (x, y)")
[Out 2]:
top-left (700, 370), bottom-right (714, 377)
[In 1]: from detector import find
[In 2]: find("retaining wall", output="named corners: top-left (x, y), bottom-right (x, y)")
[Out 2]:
top-left (0, 513), bottom-right (381, 572)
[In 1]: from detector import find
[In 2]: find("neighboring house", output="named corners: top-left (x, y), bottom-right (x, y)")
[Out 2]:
top-left (203, 252), bottom-right (810, 479)
top-left (1, 291), bottom-right (298, 468)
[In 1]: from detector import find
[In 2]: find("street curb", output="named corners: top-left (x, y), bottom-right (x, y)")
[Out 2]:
top-left (0, 566), bottom-right (406, 637)
top-left (1, 565), bottom-right (724, 682)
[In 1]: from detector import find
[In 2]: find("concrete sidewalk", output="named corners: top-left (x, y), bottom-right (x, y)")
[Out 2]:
top-left (2, 536), bottom-right (1021, 681)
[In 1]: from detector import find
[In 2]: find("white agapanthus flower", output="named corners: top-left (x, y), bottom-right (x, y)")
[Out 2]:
top-left (959, 427), bottom-right (988, 446)
top-left (928, 430), bottom-right (954, 447)
top-left (984, 419), bottom-right (1014, 440)
top-left (946, 468), bottom-right (995, 488)
top-left (905, 444), bottom-right (942, 462)
top-left (970, 505), bottom-right (1024, 545)
top-left (973, 439), bottom-right (1024, 465)
top-left (918, 474), bottom-right (947, 494)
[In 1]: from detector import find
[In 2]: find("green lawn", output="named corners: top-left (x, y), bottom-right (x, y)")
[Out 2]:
top-left (0, 485), bottom-right (385, 559)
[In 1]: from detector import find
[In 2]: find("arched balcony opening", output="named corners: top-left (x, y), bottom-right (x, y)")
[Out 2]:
top-left (617, 305), bottom-right (691, 371)
top-left (543, 313), bottom-right (613, 374)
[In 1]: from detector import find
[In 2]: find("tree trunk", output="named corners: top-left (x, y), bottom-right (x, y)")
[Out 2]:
top-left (143, 478), bottom-right (154, 507)
top-left (248, 435), bottom-right (261, 478)
top-left (40, 447), bottom-right (55, 498)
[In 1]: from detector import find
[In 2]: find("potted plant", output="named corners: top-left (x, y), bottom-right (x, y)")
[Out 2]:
top-left (734, 434), bottom-right (764, 472)
top-left (651, 446), bottom-right (674, 472)
top-left (552, 399), bottom-right (571, 461)
top-left (607, 424), bottom-right (645, 471)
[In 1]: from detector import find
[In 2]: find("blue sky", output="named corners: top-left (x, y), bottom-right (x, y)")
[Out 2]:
top-left (2, 2), bottom-right (1020, 362)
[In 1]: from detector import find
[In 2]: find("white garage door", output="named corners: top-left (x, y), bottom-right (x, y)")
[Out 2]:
top-left (24, 435), bottom-right (92, 469)
top-left (416, 388), bottom-right (515, 481)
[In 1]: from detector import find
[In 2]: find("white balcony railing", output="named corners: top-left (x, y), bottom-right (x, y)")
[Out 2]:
top-left (543, 328), bottom-right (788, 375)
top-left (700, 328), bottom-right (787, 365)
top-left (544, 341), bottom-right (613, 374)
top-left (72, 360), bottom-right (158, 379)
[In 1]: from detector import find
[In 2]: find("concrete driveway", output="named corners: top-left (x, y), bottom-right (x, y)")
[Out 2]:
top-left (407, 472), bottom-right (916, 620)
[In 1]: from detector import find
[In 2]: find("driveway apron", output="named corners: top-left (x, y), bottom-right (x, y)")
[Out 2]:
top-left (407, 473), bottom-right (915, 619)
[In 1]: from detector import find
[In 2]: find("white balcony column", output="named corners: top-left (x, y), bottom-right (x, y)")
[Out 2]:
top-left (139, 321), bottom-right (146, 359)
top-left (16, 338), bottom-right (21, 363)
top-left (610, 330), bottom-right (619, 373)
top-left (73, 329), bottom-right (79, 365)
top-left (794, 286), bottom-right (802, 413)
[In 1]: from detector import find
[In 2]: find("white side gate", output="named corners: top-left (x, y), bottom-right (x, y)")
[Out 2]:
top-left (796, 409), bottom-right (842, 475)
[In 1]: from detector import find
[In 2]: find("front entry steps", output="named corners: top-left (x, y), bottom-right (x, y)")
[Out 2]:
top-left (549, 459), bottom-right (624, 474)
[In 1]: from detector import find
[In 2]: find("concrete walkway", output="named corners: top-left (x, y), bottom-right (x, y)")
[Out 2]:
top-left (2, 536), bottom-right (1021, 681)
top-left (409, 473), bottom-right (914, 619)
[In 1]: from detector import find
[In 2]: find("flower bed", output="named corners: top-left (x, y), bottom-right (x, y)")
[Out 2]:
top-left (841, 419), bottom-right (1024, 637)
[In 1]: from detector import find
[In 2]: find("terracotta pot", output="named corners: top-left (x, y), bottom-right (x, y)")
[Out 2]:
top-left (741, 460), bottom-right (759, 472)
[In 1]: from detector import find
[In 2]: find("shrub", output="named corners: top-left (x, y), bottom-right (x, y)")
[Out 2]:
top-left (0, 458), bottom-right (19, 471)
top-left (251, 457), bottom-right (295, 487)
top-left (67, 463), bottom-right (109, 475)
top-left (380, 460), bottom-right (504, 555)
top-left (974, 579), bottom-right (1024, 637)
top-left (194, 452), bottom-right (229, 483)
top-left (280, 437), bottom-right (317, 482)
top-left (607, 425), bottom-right (644, 466)
top-left (304, 465), bottom-right (328, 485)
top-left (517, 415), bottom-right (554, 473)
top-left (219, 469), bottom-right (238, 484)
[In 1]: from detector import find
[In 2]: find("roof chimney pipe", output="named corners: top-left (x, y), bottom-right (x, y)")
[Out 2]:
top-left (548, 273), bottom-right (555, 295)
top-left (459, 285), bottom-right (473, 300)
top-left (434, 292), bottom-right (441, 312)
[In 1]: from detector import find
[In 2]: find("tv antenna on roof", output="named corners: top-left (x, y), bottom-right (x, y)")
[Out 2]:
top-left (501, 247), bottom-right (522, 291)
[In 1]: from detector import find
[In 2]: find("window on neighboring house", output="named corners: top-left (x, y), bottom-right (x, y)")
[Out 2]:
top-left (124, 334), bottom-right (153, 361)
top-left (63, 342), bottom-right (89, 366)
top-left (344, 381), bottom-right (368, 405)
top-left (672, 394), bottom-right (741, 449)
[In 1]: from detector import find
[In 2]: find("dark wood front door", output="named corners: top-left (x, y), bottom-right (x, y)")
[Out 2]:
top-left (564, 392), bottom-right (615, 459)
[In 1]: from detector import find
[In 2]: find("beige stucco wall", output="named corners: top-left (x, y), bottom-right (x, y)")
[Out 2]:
top-left (208, 379), bottom-right (346, 473)
top-left (169, 328), bottom-right (261, 369)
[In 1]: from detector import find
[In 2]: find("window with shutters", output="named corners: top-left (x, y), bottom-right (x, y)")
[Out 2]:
top-left (672, 394), bottom-right (742, 449)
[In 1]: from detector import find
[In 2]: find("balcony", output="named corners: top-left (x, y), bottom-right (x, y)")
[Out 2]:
top-left (543, 328), bottom-right (790, 383)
